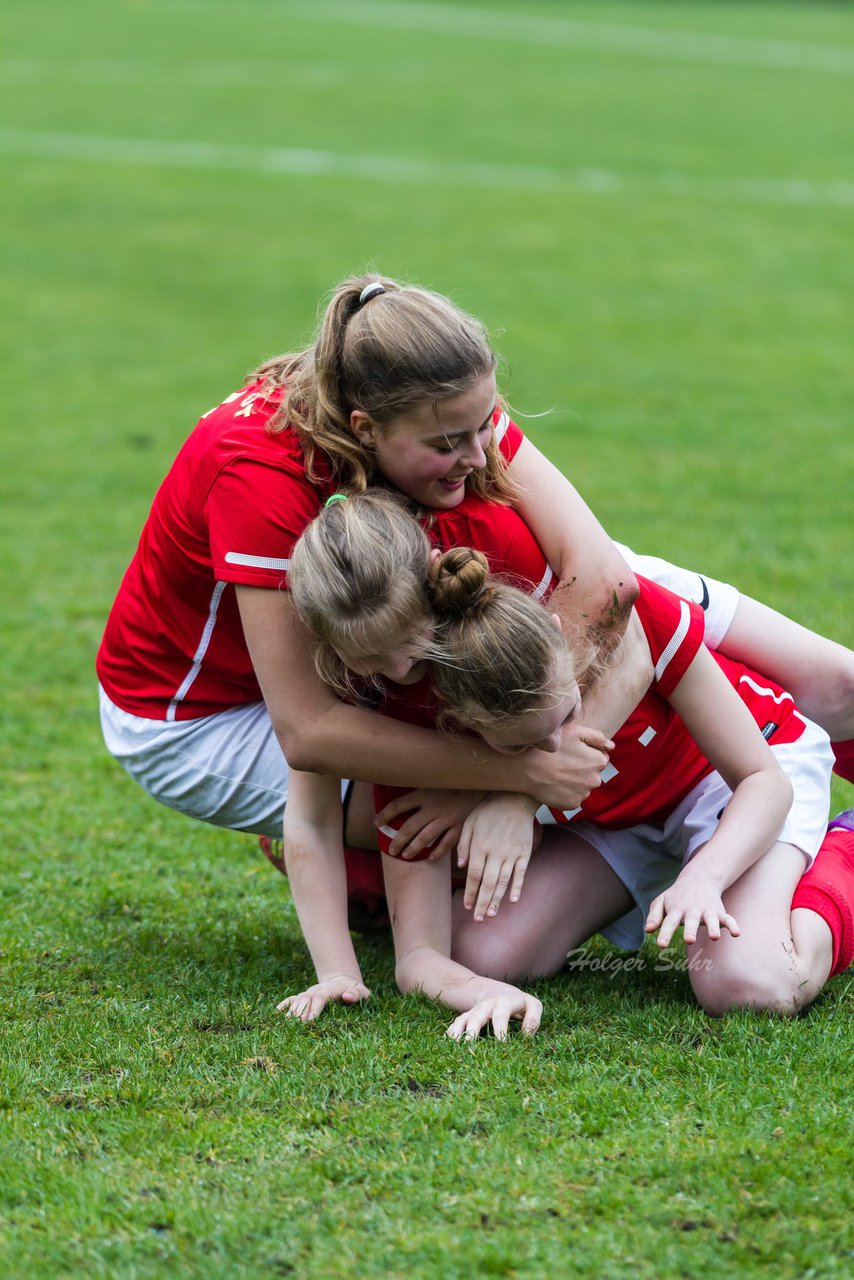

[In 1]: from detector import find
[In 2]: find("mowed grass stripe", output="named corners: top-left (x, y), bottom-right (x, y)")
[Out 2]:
top-left (2, 127), bottom-right (854, 207)
top-left (167, 0), bottom-right (854, 74)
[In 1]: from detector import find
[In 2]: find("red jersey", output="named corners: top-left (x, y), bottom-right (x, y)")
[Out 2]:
top-left (375, 572), bottom-right (807, 853)
top-left (96, 383), bottom-right (523, 721)
top-left (543, 576), bottom-right (806, 831)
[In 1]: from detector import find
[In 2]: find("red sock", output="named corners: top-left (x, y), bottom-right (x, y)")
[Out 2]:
top-left (791, 825), bottom-right (854, 976)
top-left (831, 738), bottom-right (854, 785)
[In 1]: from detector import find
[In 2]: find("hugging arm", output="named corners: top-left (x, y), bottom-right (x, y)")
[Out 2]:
top-left (508, 437), bottom-right (638, 648)
top-left (236, 585), bottom-right (610, 808)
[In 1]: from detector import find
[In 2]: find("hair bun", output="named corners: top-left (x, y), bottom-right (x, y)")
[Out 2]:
top-left (428, 547), bottom-right (493, 617)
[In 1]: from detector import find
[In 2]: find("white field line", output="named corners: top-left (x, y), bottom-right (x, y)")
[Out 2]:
top-left (0, 58), bottom-right (348, 88)
top-left (170, 0), bottom-right (854, 75)
top-left (1, 127), bottom-right (853, 208)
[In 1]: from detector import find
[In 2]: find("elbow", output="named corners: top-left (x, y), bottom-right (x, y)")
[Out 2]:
top-left (278, 723), bottom-right (327, 774)
top-left (610, 569), bottom-right (639, 618)
top-left (588, 570), bottom-right (638, 649)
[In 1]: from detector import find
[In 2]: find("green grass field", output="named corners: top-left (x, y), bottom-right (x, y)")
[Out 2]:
top-left (2, 1), bottom-right (853, 1275)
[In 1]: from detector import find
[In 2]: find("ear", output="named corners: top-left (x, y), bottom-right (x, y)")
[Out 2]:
top-left (550, 612), bottom-right (563, 633)
top-left (350, 409), bottom-right (378, 447)
top-left (428, 548), bottom-right (442, 566)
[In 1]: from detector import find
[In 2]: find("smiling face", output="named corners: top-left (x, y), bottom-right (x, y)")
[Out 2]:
top-left (478, 682), bottom-right (582, 755)
top-left (350, 372), bottom-right (498, 510)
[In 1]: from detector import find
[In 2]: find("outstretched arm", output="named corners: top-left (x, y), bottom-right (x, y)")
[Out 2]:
top-left (276, 770), bottom-right (369, 1021)
top-left (383, 853), bottom-right (542, 1039)
top-left (646, 645), bottom-right (794, 947)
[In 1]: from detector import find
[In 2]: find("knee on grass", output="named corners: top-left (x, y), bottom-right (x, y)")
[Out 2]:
top-left (691, 961), bottom-right (818, 1019)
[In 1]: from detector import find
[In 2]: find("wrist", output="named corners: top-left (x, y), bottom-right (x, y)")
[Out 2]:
top-left (678, 857), bottom-right (726, 892)
top-left (316, 968), bottom-right (364, 985)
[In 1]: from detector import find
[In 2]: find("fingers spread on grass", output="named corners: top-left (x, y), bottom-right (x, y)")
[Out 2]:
top-left (446, 994), bottom-right (542, 1041)
top-left (276, 979), bottom-right (369, 1021)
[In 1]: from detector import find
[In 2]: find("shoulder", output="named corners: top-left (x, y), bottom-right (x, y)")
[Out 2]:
top-left (634, 576), bottom-right (705, 697)
top-left (191, 382), bottom-right (300, 466)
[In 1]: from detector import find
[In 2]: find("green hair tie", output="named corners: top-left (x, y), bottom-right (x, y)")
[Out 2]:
top-left (325, 493), bottom-right (349, 507)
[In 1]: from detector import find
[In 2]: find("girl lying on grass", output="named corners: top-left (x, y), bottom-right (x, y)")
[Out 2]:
top-left (280, 492), bottom-right (853, 1036)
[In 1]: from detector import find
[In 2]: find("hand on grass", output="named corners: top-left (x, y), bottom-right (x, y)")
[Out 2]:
top-left (276, 976), bottom-right (370, 1022)
top-left (457, 793), bottom-right (539, 921)
top-left (446, 989), bottom-right (542, 1041)
top-left (645, 871), bottom-right (740, 947)
top-left (375, 788), bottom-right (487, 861)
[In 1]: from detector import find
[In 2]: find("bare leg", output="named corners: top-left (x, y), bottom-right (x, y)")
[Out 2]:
top-left (688, 841), bottom-right (833, 1017)
top-left (451, 828), bottom-right (633, 982)
top-left (344, 782), bottom-right (379, 850)
top-left (720, 596), bottom-right (854, 740)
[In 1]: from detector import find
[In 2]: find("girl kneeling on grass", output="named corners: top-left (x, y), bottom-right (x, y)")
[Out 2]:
top-left (282, 493), bottom-right (853, 1036)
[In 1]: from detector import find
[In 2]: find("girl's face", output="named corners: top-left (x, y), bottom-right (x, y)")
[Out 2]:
top-left (335, 621), bottom-right (434, 686)
top-left (478, 683), bottom-right (582, 755)
top-left (350, 372), bottom-right (498, 510)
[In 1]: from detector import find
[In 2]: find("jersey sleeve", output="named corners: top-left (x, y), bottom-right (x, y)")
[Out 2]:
top-left (494, 409), bottom-right (524, 463)
top-left (206, 459), bottom-right (321, 589)
top-left (635, 575), bottom-right (705, 698)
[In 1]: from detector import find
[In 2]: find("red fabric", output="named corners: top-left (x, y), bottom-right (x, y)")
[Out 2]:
top-left (97, 387), bottom-right (525, 723)
top-left (791, 826), bottom-right (854, 975)
top-left (376, 573), bottom-right (809, 847)
top-left (545, 578), bottom-right (806, 830)
top-left (830, 738), bottom-right (854, 785)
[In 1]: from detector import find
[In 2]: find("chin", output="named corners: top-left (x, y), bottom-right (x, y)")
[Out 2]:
top-left (431, 486), bottom-right (466, 508)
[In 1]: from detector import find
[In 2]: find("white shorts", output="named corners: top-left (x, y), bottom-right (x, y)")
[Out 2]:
top-left (616, 542), bottom-right (739, 650)
top-left (99, 685), bottom-right (348, 838)
top-left (552, 715), bottom-right (833, 951)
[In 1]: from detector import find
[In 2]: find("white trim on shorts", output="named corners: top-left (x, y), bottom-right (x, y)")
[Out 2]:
top-left (99, 684), bottom-right (348, 838)
top-left (544, 714), bottom-right (833, 951)
top-left (615, 542), bottom-right (740, 650)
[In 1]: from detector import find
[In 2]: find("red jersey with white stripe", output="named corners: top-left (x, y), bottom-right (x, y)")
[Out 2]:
top-left (544, 576), bottom-right (806, 830)
top-left (96, 382), bottom-right (523, 720)
top-left (375, 574), bottom-right (807, 853)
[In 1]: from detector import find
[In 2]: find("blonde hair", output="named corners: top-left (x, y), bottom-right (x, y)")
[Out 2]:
top-left (250, 273), bottom-right (518, 503)
top-left (426, 548), bottom-right (592, 733)
top-left (289, 491), bottom-right (432, 700)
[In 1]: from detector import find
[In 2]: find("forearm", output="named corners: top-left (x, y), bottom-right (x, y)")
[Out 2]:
top-left (282, 699), bottom-right (550, 793)
top-left (396, 945), bottom-right (528, 1014)
top-left (284, 812), bottom-right (363, 984)
top-left (681, 767), bottom-right (793, 893)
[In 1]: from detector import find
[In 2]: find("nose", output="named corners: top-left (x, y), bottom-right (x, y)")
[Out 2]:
top-left (457, 434), bottom-right (488, 470)
top-left (384, 655), bottom-right (413, 681)
top-left (537, 730), bottom-right (562, 753)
